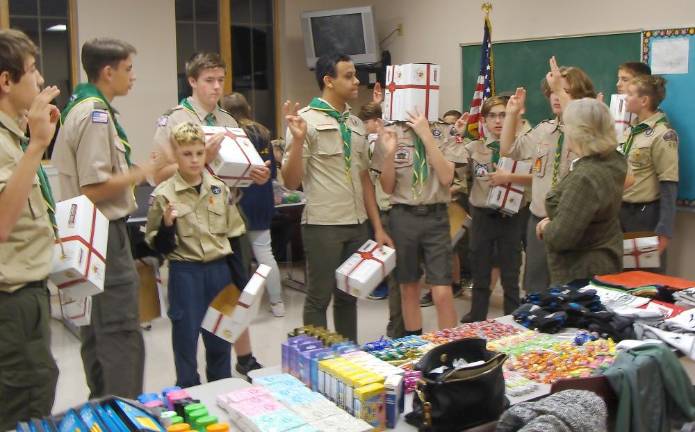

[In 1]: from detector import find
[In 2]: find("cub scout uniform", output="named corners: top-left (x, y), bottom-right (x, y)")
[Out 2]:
top-left (145, 171), bottom-right (236, 387)
top-left (371, 122), bottom-right (467, 286)
top-left (51, 83), bottom-right (144, 399)
top-left (619, 112), bottom-right (679, 273)
top-left (152, 96), bottom-right (245, 239)
top-left (282, 98), bottom-right (369, 342)
top-left (464, 137), bottom-right (525, 321)
top-left (0, 112), bottom-right (58, 428)
top-left (506, 118), bottom-right (574, 294)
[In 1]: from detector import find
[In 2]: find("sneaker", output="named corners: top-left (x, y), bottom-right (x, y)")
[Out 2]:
top-left (367, 283), bottom-right (389, 300)
top-left (270, 301), bottom-right (286, 317)
top-left (460, 312), bottom-right (475, 323)
top-left (235, 356), bottom-right (263, 381)
top-left (420, 291), bottom-right (434, 307)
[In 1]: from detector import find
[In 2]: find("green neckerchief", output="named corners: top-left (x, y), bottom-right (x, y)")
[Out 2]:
top-left (180, 98), bottom-right (216, 126)
top-left (62, 83), bottom-right (132, 167)
top-left (551, 131), bottom-right (564, 187)
top-left (20, 137), bottom-right (57, 234)
top-left (412, 134), bottom-right (429, 197)
top-left (486, 140), bottom-right (500, 166)
top-left (621, 117), bottom-right (668, 157)
top-left (308, 97), bottom-right (351, 176)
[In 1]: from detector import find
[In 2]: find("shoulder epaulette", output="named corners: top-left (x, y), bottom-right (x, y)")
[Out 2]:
top-left (162, 105), bottom-right (184, 117)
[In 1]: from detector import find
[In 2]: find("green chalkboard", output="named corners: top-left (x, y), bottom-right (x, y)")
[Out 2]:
top-left (461, 32), bottom-right (641, 125)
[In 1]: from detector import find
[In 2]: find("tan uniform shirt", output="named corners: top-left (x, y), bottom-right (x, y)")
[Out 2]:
top-left (367, 132), bottom-right (392, 211)
top-left (151, 96), bottom-right (246, 238)
top-left (507, 118), bottom-right (573, 218)
top-left (145, 171), bottom-right (235, 262)
top-left (52, 99), bottom-right (136, 220)
top-left (282, 102), bottom-right (369, 225)
top-left (621, 112), bottom-right (679, 203)
top-left (0, 112), bottom-right (55, 293)
top-left (371, 122), bottom-right (468, 206)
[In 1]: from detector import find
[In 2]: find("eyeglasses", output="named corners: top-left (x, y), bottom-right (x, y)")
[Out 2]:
top-left (485, 112), bottom-right (506, 120)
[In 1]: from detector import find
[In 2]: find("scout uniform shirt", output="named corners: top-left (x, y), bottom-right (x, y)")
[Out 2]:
top-left (367, 132), bottom-right (391, 212)
top-left (152, 96), bottom-right (246, 238)
top-left (506, 118), bottom-right (573, 218)
top-left (0, 112), bottom-right (55, 293)
top-left (52, 98), bottom-right (136, 219)
top-left (145, 171), bottom-right (235, 262)
top-left (282, 100), bottom-right (369, 225)
top-left (370, 122), bottom-right (468, 206)
top-left (620, 111), bottom-right (679, 204)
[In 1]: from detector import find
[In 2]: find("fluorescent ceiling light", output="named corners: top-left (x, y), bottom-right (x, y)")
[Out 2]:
top-left (46, 24), bottom-right (66, 32)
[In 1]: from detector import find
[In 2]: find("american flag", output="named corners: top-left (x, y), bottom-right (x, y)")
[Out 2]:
top-left (465, 13), bottom-right (495, 140)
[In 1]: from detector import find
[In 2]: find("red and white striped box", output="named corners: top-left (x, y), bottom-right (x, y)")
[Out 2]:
top-left (610, 94), bottom-right (635, 141)
top-left (49, 195), bottom-right (109, 299)
top-left (623, 235), bottom-right (660, 269)
top-left (203, 126), bottom-right (265, 188)
top-left (383, 63), bottom-right (440, 123)
top-left (59, 290), bottom-right (92, 326)
top-left (336, 240), bottom-right (396, 299)
top-left (202, 264), bottom-right (271, 343)
top-left (487, 157), bottom-right (532, 215)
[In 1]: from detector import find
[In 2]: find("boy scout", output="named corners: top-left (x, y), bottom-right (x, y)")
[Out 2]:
top-left (51, 38), bottom-right (151, 399)
top-left (620, 75), bottom-right (678, 273)
top-left (462, 96), bottom-right (531, 322)
top-left (0, 29), bottom-right (60, 429)
top-left (358, 101), bottom-right (405, 338)
top-left (500, 60), bottom-right (596, 293)
top-left (372, 113), bottom-right (467, 334)
top-left (282, 52), bottom-right (392, 343)
top-left (146, 122), bottom-right (239, 387)
top-left (151, 52), bottom-right (267, 378)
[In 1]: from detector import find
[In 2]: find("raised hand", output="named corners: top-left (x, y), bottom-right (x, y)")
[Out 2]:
top-left (405, 107), bottom-right (431, 139)
top-left (283, 100), bottom-right (307, 141)
top-left (454, 112), bottom-right (470, 134)
top-left (27, 86), bottom-right (60, 150)
top-left (250, 160), bottom-right (271, 185)
top-left (163, 202), bottom-right (178, 227)
top-left (545, 56), bottom-right (563, 93)
top-left (378, 122), bottom-right (399, 155)
top-left (506, 87), bottom-right (526, 115)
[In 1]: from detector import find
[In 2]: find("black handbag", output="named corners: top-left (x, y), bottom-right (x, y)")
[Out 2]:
top-left (405, 338), bottom-right (508, 432)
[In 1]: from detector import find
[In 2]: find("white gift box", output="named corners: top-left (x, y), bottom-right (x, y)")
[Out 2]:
top-left (610, 94), bottom-right (635, 141)
top-left (202, 264), bottom-right (270, 343)
top-left (623, 235), bottom-right (660, 269)
top-left (486, 158), bottom-right (532, 215)
top-left (383, 63), bottom-right (440, 122)
top-left (59, 291), bottom-right (92, 326)
top-left (49, 195), bottom-right (109, 298)
top-left (336, 240), bottom-right (396, 299)
top-left (203, 126), bottom-right (265, 188)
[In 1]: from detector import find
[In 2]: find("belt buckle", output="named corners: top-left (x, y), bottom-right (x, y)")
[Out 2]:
top-left (413, 205), bottom-right (429, 216)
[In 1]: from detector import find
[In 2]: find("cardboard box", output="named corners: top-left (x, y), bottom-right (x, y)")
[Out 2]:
top-left (487, 157), bottom-right (532, 215)
top-left (610, 94), bottom-right (635, 141)
top-left (336, 240), bottom-right (396, 299)
top-left (383, 63), bottom-right (440, 122)
top-left (203, 126), bottom-right (265, 188)
top-left (49, 195), bottom-right (109, 298)
top-left (448, 201), bottom-right (471, 246)
top-left (59, 291), bottom-right (91, 326)
top-left (624, 232), bottom-right (660, 269)
top-left (201, 264), bottom-right (271, 343)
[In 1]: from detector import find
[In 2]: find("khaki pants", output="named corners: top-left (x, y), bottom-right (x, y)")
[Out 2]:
top-left (302, 223), bottom-right (368, 342)
top-left (80, 219), bottom-right (144, 399)
top-left (0, 282), bottom-right (58, 430)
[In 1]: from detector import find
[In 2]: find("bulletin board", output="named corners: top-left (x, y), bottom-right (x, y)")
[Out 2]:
top-left (642, 27), bottom-right (695, 206)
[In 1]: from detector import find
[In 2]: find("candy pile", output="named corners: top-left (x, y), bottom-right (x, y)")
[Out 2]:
top-left (421, 320), bottom-right (523, 345)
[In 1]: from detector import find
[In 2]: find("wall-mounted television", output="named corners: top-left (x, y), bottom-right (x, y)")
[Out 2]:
top-left (301, 6), bottom-right (379, 69)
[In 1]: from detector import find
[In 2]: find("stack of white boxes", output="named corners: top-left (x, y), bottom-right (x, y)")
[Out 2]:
top-left (623, 235), bottom-right (660, 269)
top-left (487, 157), bottom-right (532, 215)
top-left (382, 63), bottom-right (440, 122)
top-left (203, 126), bottom-right (266, 187)
top-left (336, 240), bottom-right (396, 299)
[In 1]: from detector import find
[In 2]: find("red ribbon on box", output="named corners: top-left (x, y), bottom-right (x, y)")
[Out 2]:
top-left (344, 243), bottom-right (385, 296)
top-left (205, 128), bottom-right (254, 186)
top-left (386, 64), bottom-right (439, 120)
top-left (61, 297), bottom-right (89, 320)
top-left (56, 204), bottom-right (104, 290)
top-left (210, 269), bottom-right (267, 334)
top-left (495, 160), bottom-right (526, 209)
top-left (626, 238), bottom-right (658, 268)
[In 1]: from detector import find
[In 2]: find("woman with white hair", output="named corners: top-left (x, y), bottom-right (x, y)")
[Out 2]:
top-left (533, 95), bottom-right (627, 285)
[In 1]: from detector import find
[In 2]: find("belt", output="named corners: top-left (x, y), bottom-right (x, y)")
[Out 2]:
top-left (393, 203), bottom-right (447, 216)
top-left (24, 280), bottom-right (48, 289)
top-left (622, 200), bottom-right (658, 208)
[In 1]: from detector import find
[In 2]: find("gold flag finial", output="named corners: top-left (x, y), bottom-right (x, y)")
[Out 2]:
top-left (481, 2), bottom-right (492, 14)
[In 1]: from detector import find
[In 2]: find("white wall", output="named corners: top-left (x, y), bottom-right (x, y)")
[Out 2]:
top-left (74, 0), bottom-right (178, 164)
top-left (279, 0), bottom-right (695, 278)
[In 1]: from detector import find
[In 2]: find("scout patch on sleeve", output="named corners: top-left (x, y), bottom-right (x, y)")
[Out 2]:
top-left (394, 146), bottom-right (413, 166)
top-left (211, 185), bottom-right (222, 195)
top-left (91, 110), bottom-right (109, 124)
top-left (473, 160), bottom-right (490, 177)
top-left (148, 193), bottom-right (155, 206)
top-left (431, 128), bottom-right (442, 138)
top-left (157, 115), bottom-right (168, 127)
top-left (663, 130), bottom-right (678, 145)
